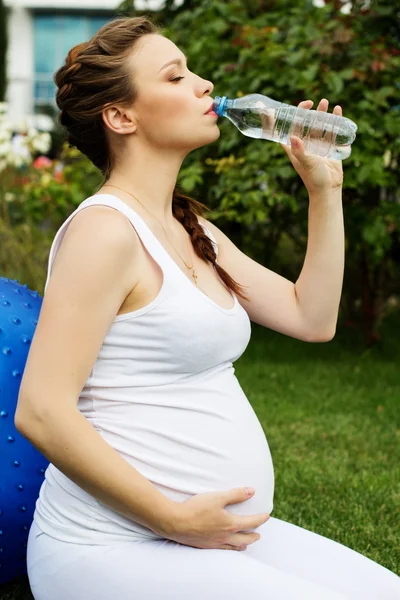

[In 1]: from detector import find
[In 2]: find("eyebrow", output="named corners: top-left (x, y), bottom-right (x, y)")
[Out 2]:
top-left (159, 55), bottom-right (188, 72)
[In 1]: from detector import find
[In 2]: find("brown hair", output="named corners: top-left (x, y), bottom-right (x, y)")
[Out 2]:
top-left (54, 15), bottom-right (249, 302)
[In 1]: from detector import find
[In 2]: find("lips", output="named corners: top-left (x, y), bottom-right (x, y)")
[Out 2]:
top-left (205, 102), bottom-right (215, 115)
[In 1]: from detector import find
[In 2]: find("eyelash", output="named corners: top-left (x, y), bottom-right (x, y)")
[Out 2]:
top-left (169, 76), bottom-right (185, 82)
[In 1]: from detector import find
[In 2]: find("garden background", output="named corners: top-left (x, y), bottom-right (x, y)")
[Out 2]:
top-left (0, 0), bottom-right (399, 598)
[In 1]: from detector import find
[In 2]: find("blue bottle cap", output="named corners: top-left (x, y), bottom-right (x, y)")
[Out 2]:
top-left (214, 96), bottom-right (228, 117)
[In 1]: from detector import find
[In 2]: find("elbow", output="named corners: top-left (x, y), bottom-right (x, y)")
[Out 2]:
top-left (14, 406), bottom-right (26, 433)
top-left (14, 407), bottom-right (52, 452)
top-left (14, 390), bottom-right (49, 435)
top-left (14, 409), bottom-right (34, 436)
top-left (15, 391), bottom-right (34, 433)
top-left (305, 327), bottom-right (336, 343)
top-left (14, 402), bottom-right (45, 437)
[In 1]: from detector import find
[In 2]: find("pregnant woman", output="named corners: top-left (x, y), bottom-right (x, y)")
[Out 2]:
top-left (16, 15), bottom-right (399, 600)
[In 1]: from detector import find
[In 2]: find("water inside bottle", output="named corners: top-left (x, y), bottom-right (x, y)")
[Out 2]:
top-left (225, 102), bottom-right (356, 160)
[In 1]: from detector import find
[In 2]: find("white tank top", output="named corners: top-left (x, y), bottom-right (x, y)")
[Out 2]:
top-left (33, 194), bottom-right (275, 544)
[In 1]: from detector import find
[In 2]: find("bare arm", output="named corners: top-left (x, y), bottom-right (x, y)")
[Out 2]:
top-left (15, 205), bottom-right (178, 537)
top-left (294, 187), bottom-right (345, 335)
top-left (16, 406), bottom-right (176, 537)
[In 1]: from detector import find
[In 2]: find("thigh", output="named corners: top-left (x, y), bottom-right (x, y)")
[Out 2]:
top-left (245, 516), bottom-right (400, 600)
top-left (27, 521), bottom-right (348, 600)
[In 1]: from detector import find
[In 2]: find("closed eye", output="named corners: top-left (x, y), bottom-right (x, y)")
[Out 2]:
top-left (169, 76), bottom-right (185, 82)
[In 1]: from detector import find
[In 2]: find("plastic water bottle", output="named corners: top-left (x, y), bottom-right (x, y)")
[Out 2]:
top-left (212, 94), bottom-right (357, 160)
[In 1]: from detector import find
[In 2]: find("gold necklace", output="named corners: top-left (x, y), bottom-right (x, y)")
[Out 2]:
top-left (102, 184), bottom-right (198, 285)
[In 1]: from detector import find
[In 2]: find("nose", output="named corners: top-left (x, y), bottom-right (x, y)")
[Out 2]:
top-left (194, 73), bottom-right (214, 99)
top-left (198, 81), bottom-right (214, 102)
top-left (204, 79), bottom-right (214, 95)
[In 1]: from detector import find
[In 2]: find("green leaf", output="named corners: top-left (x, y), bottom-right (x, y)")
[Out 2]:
top-left (362, 217), bottom-right (389, 248)
top-left (324, 71), bottom-right (344, 96)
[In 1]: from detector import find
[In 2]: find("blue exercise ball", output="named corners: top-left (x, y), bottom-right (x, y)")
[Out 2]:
top-left (0, 276), bottom-right (49, 585)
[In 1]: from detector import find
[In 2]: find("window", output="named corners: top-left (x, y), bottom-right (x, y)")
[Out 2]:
top-left (33, 13), bottom-right (112, 114)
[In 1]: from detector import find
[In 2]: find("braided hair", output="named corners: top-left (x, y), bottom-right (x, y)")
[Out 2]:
top-left (54, 15), bottom-right (249, 302)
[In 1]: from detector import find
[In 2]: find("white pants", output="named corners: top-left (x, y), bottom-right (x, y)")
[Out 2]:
top-left (27, 517), bottom-right (399, 600)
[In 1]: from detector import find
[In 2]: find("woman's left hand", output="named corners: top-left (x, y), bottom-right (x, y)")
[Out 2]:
top-left (280, 99), bottom-right (344, 195)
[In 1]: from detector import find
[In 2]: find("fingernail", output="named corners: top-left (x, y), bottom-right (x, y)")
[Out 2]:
top-left (291, 137), bottom-right (298, 148)
top-left (246, 487), bottom-right (255, 495)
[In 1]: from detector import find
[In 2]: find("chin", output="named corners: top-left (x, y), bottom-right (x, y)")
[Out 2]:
top-left (183, 126), bottom-right (221, 152)
top-left (202, 125), bottom-right (221, 145)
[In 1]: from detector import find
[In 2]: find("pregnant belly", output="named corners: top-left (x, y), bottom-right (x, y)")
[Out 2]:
top-left (91, 372), bottom-right (275, 521)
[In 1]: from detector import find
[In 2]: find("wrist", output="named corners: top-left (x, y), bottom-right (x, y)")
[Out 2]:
top-left (308, 186), bottom-right (342, 203)
top-left (150, 497), bottom-right (182, 537)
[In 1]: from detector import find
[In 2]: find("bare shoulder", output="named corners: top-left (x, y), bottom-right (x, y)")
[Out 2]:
top-left (66, 203), bottom-right (139, 244)
top-left (15, 205), bottom-right (144, 420)
top-left (54, 203), bottom-right (142, 298)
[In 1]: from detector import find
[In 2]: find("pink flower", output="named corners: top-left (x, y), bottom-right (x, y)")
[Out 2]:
top-left (33, 156), bottom-right (53, 169)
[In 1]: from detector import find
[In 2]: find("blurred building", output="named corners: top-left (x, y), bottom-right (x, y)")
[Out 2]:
top-left (3, 0), bottom-right (353, 131)
top-left (4, 0), bottom-right (169, 130)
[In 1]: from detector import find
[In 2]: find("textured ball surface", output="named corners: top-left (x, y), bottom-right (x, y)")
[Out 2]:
top-left (0, 276), bottom-right (49, 585)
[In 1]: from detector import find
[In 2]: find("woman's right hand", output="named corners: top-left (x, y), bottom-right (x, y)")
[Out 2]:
top-left (163, 487), bottom-right (270, 551)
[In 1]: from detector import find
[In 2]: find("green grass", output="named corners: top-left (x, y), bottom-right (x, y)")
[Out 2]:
top-left (1, 313), bottom-right (399, 598)
top-left (237, 312), bottom-right (400, 576)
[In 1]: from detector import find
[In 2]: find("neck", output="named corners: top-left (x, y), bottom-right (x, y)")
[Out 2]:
top-left (102, 140), bottom-right (188, 229)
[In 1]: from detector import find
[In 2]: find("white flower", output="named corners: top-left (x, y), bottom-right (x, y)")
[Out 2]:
top-left (11, 135), bottom-right (31, 159)
top-left (8, 152), bottom-right (30, 168)
top-left (0, 130), bottom-right (11, 143)
top-left (27, 127), bottom-right (39, 138)
top-left (383, 149), bottom-right (391, 168)
top-left (0, 141), bottom-right (12, 157)
top-left (0, 121), bottom-right (12, 142)
top-left (0, 109), bottom-right (52, 168)
top-left (32, 132), bottom-right (51, 154)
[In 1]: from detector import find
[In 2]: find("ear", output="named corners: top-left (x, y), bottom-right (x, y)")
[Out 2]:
top-left (102, 105), bottom-right (137, 136)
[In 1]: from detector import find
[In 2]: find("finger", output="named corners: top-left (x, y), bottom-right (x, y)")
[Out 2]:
top-left (287, 134), bottom-right (317, 169)
top-left (333, 104), bottom-right (342, 116)
top-left (280, 136), bottom-right (304, 168)
top-left (292, 100), bottom-right (313, 137)
top-left (298, 100), bottom-right (313, 108)
top-left (316, 98), bottom-right (329, 111)
top-left (289, 135), bottom-right (305, 157)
